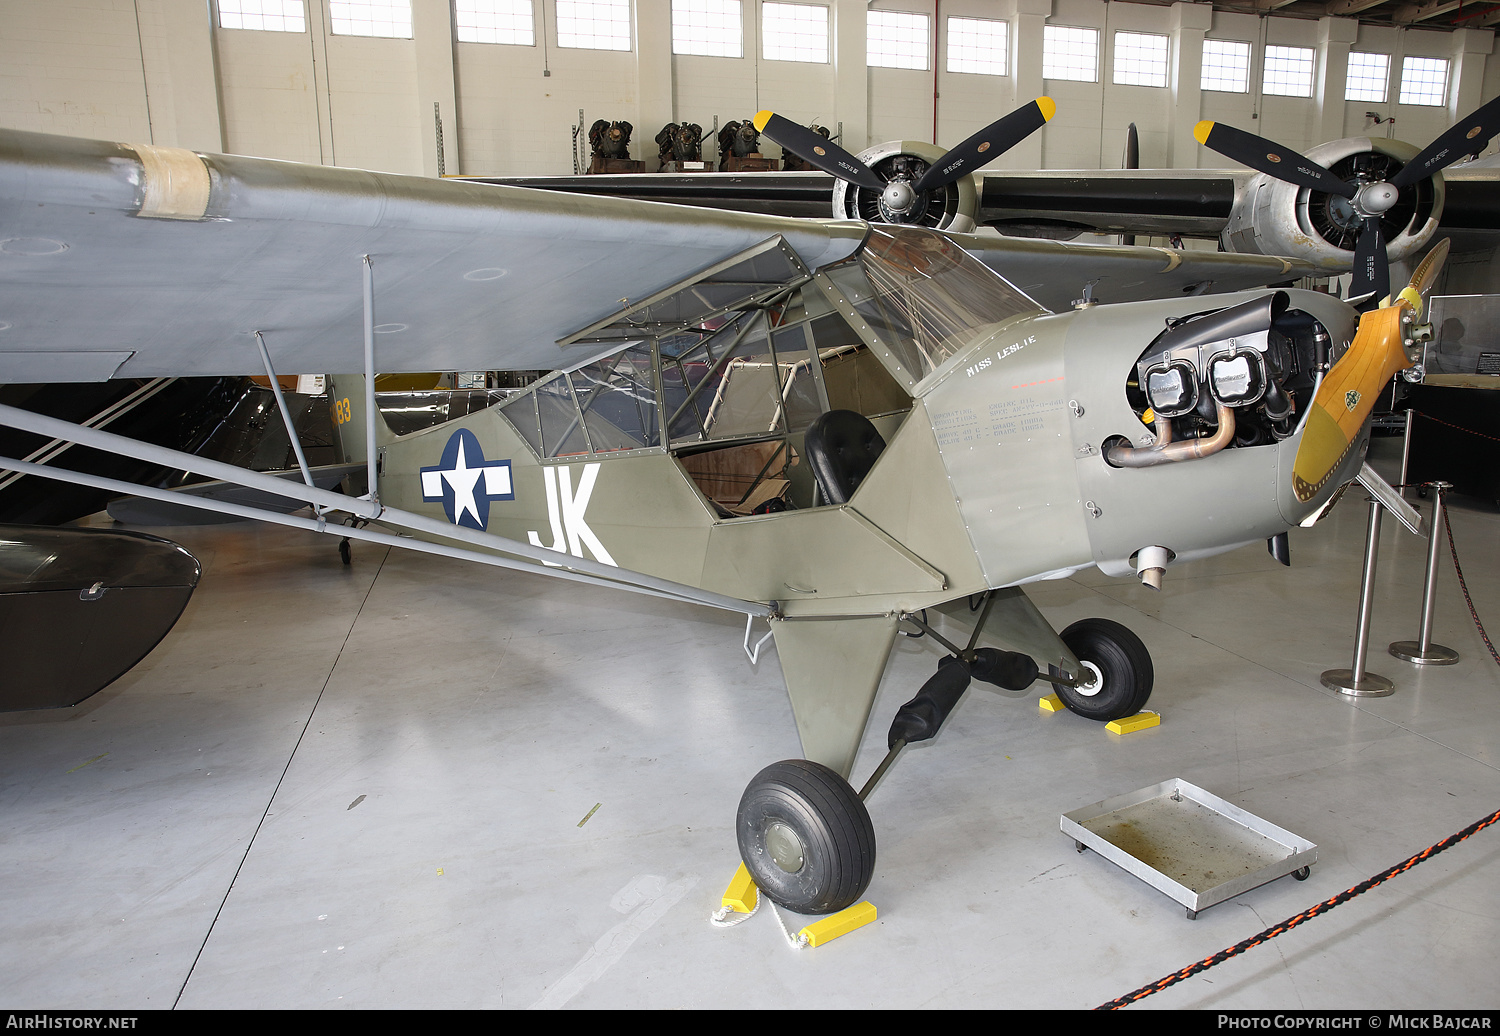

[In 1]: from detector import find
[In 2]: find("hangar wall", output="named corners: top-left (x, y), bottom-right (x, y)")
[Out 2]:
top-left (0, 0), bottom-right (1495, 179)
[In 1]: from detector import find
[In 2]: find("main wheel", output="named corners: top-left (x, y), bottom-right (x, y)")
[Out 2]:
top-left (736, 759), bottom-right (876, 915)
top-left (1054, 618), bottom-right (1153, 721)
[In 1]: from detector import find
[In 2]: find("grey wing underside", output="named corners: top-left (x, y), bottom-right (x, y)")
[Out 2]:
top-left (0, 129), bottom-right (864, 383)
top-left (0, 128), bottom-right (1311, 384)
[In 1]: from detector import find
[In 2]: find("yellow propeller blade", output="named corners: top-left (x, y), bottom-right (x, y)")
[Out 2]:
top-left (1293, 235), bottom-right (1449, 502)
top-left (1410, 237), bottom-right (1449, 296)
top-left (1292, 305), bottom-right (1412, 502)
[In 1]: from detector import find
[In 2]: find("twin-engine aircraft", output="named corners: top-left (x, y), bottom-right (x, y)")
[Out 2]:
top-left (0, 99), bottom-right (1485, 914)
top-left (473, 99), bottom-right (1500, 301)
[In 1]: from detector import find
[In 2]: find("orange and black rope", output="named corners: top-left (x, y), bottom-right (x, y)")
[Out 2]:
top-left (1097, 807), bottom-right (1500, 1009)
top-left (1408, 410), bottom-right (1500, 444)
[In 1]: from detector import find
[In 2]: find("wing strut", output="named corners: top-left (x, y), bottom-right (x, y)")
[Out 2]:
top-left (253, 331), bottom-right (319, 504)
top-left (362, 255), bottom-right (380, 510)
top-left (0, 403), bottom-right (772, 618)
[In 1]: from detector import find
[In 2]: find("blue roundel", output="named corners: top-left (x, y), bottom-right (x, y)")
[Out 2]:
top-left (419, 428), bottom-right (514, 531)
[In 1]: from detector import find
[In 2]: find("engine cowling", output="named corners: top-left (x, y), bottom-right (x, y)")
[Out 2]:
top-left (830, 141), bottom-right (980, 234)
top-left (1221, 136), bottom-right (1444, 274)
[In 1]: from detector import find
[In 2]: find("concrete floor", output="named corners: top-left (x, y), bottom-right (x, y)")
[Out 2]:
top-left (2, 443), bottom-right (1497, 1010)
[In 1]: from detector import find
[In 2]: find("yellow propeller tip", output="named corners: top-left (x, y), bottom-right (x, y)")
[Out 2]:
top-left (753, 110), bottom-right (773, 132)
top-left (1193, 121), bottom-right (1215, 145)
top-left (1036, 97), bottom-right (1057, 122)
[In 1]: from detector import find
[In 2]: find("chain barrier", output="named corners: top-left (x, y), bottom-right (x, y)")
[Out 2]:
top-left (1099, 478), bottom-right (1497, 1008)
top-left (1442, 503), bottom-right (1499, 667)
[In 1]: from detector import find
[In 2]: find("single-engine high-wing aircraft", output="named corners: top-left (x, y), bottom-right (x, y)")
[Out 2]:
top-left (0, 120), bottom-right (1477, 915)
top-left (463, 96), bottom-right (1500, 295)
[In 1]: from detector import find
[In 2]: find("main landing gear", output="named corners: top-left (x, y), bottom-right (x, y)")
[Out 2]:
top-left (734, 595), bottom-right (1154, 915)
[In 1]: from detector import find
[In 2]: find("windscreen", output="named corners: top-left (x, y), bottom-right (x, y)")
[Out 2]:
top-left (823, 226), bottom-right (1044, 385)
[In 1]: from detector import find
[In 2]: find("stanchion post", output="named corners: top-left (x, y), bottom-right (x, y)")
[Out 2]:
top-left (1390, 481), bottom-right (1460, 666)
top-left (1322, 496), bottom-right (1396, 697)
top-left (1399, 410), bottom-right (1415, 499)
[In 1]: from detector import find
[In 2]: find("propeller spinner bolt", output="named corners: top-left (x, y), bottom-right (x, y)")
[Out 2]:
top-left (1356, 181), bottom-right (1399, 216)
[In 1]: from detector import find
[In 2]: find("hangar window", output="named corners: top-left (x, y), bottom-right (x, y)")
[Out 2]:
top-left (218, 0), bottom-right (305, 32)
top-left (673, 0), bottom-right (743, 57)
top-left (329, 0), bottom-right (412, 38)
top-left (1262, 45), bottom-right (1314, 98)
top-left (1201, 39), bottom-right (1250, 93)
top-left (762, 2), bottom-right (829, 64)
top-left (947, 17), bottom-right (1007, 77)
top-left (1112, 32), bottom-right (1168, 88)
top-left (1345, 52), bottom-right (1389, 103)
top-left (456, 0), bottom-right (535, 46)
top-left (867, 11), bottom-right (929, 71)
top-left (1042, 25), bottom-right (1098, 83)
top-left (557, 0), bottom-right (632, 51)
top-left (1399, 56), bottom-right (1449, 107)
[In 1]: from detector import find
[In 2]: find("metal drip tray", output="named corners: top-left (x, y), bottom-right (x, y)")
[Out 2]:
top-left (1061, 779), bottom-right (1318, 919)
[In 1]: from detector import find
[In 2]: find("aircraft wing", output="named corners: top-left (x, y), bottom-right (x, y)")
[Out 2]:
top-left (0, 129), bottom-right (864, 383)
top-left (977, 166), bottom-right (1499, 238)
top-left (3, 128), bottom-right (1311, 384)
top-left (466, 167), bottom-right (1241, 236)
top-left (466, 163), bottom-right (1500, 241)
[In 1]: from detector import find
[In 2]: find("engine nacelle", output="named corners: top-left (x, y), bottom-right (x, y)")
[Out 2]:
top-left (830, 141), bottom-right (980, 234)
top-left (1221, 137), bottom-right (1444, 274)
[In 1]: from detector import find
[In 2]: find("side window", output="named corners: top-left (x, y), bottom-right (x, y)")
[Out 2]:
top-left (500, 342), bottom-right (661, 459)
top-left (571, 349), bottom-right (660, 451)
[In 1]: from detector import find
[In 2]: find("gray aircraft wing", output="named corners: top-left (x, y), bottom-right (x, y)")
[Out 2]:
top-left (0, 129), bottom-right (863, 383)
top-left (1, 128), bottom-right (1311, 383)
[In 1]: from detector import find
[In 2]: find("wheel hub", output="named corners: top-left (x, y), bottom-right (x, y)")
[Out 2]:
top-left (1073, 659), bottom-right (1105, 698)
top-left (764, 821), bottom-right (805, 873)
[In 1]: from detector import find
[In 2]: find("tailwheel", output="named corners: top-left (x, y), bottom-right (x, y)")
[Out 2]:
top-left (736, 759), bottom-right (876, 915)
top-left (1054, 618), bottom-right (1154, 721)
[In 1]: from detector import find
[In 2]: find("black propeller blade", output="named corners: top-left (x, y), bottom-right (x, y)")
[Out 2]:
top-left (1390, 94), bottom-right (1500, 189)
top-left (752, 110), bottom-right (884, 190)
top-left (1193, 120), bottom-right (1355, 198)
top-left (1350, 217), bottom-right (1389, 303)
top-left (911, 97), bottom-right (1056, 193)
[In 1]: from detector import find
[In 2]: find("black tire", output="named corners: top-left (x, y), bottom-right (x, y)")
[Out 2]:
top-left (736, 759), bottom-right (876, 915)
top-left (1054, 618), bottom-right (1154, 721)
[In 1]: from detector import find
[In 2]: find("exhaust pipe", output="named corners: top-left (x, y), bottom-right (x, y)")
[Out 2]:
top-left (1134, 545), bottom-right (1174, 590)
top-left (1105, 402), bottom-right (1236, 468)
